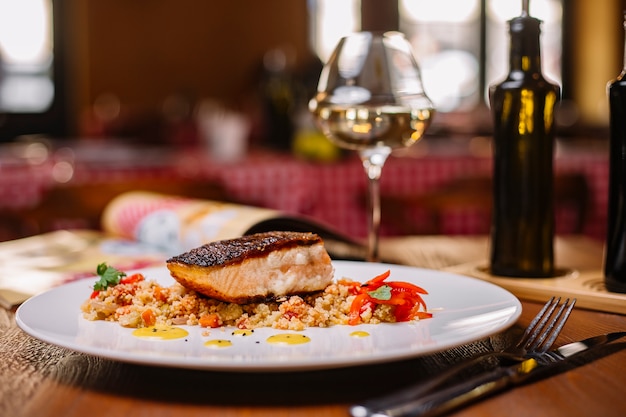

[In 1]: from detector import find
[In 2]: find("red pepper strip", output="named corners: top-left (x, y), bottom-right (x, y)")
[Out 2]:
top-left (373, 294), bottom-right (410, 306)
top-left (394, 297), bottom-right (432, 321)
top-left (391, 290), bottom-right (427, 310)
top-left (90, 290), bottom-right (100, 299)
top-left (406, 297), bottom-right (432, 320)
top-left (362, 270), bottom-right (391, 287)
top-left (369, 287), bottom-right (424, 306)
top-left (394, 302), bottom-right (414, 322)
top-left (387, 281), bottom-right (428, 295)
top-left (401, 295), bottom-right (427, 312)
top-left (389, 294), bottom-right (413, 321)
top-left (348, 293), bottom-right (372, 325)
top-left (402, 303), bottom-right (431, 321)
top-left (371, 290), bottom-right (428, 321)
top-left (120, 273), bottom-right (144, 285)
top-left (387, 283), bottom-right (428, 311)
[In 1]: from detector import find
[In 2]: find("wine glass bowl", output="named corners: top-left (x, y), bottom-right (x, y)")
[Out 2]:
top-left (309, 31), bottom-right (434, 262)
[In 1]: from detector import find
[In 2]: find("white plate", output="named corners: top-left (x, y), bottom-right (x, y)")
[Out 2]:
top-left (16, 261), bottom-right (521, 372)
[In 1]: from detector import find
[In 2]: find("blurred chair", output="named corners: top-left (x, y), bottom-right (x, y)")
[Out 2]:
top-left (379, 173), bottom-right (591, 235)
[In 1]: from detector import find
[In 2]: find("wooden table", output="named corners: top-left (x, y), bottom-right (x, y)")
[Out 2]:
top-left (2, 235), bottom-right (626, 417)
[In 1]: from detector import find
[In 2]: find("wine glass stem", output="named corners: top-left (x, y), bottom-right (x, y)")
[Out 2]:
top-left (359, 149), bottom-right (391, 262)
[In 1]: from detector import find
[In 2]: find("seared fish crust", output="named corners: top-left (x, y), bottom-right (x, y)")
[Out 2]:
top-left (169, 231), bottom-right (324, 266)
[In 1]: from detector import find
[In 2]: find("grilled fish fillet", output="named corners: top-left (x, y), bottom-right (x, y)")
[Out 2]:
top-left (166, 231), bottom-right (334, 303)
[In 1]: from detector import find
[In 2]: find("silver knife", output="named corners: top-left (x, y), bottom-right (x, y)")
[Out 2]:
top-left (350, 331), bottom-right (626, 417)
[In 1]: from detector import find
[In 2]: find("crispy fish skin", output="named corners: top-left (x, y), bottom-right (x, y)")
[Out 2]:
top-left (166, 232), bottom-right (334, 304)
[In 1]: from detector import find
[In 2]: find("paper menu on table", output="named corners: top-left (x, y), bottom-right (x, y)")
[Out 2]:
top-left (101, 191), bottom-right (281, 256)
top-left (101, 191), bottom-right (364, 258)
top-left (0, 230), bottom-right (166, 309)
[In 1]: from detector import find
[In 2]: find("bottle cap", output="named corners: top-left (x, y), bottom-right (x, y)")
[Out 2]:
top-left (511, 0), bottom-right (541, 35)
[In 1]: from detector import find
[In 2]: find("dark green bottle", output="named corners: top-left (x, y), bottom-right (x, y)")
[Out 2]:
top-left (488, 5), bottom-right (560, 277)
top-left (604, 14), bottom-right (626, 293)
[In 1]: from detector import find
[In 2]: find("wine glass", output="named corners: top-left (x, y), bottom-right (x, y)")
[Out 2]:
top-left (309, 31), bottom-right (434, 262)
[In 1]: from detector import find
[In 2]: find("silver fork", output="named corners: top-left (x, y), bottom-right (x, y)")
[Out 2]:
top-left (350, 297), bottom-right (576, 417)
top-left (496, 296), bottom-right (577, 359)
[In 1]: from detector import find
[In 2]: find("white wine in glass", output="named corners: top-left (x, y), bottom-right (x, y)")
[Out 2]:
top-left (310, 31), bottom-right (434, 262)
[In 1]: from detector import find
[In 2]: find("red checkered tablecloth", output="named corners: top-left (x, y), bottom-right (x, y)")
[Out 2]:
top-left (0, 144), bottom-right (609, 241)
top-left (181, 150), bottom-right (609, 240)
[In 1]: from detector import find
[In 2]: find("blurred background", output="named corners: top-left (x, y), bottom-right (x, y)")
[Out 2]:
top-left (0, 0), bottom-right (623, 243)
top-left (0, 0), bottom-right (622, 142)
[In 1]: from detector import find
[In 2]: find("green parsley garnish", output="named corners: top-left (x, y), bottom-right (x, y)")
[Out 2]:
top-left (93, 262), bottom-right (126, 291)
top-left (368, 285), bottom-right (392, 301)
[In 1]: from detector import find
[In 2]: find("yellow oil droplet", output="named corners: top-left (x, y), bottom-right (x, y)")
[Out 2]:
top-left (266, 333), bottom-right (311, 345)
top-left (132, 325), bottom-right (189, 340)
top-left (204, 339), bottom-right (233, 349)
top-left (232, 329), bottom-right (254, 337)
top-left (350, 331), bottom-right (370, 338)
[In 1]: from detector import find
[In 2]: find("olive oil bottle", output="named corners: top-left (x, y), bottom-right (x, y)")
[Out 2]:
top-left (489, 2), bottom-right (560, 277)
top-left (604, 14), bottom-right (626, 293)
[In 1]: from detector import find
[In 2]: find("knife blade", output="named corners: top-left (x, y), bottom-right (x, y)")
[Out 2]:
top-left (350, 331), bottom-right (626, 417)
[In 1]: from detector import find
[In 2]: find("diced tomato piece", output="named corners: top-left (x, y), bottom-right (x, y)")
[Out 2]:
top-left (120, 273), bottom-right (144, 285)
top-left (199, 313), bottom-right (222, 328)
top-left (153, 286), bottom-right (169, 302)
top-left (141, 309), bottom-right (157, 326)
top-left (349, 293), bottom-right (373, 325)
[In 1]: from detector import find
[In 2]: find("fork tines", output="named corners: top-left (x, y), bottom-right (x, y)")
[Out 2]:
top-left (519, 297), bottom-right (577, 354)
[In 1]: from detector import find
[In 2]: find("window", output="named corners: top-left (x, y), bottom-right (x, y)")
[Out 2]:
top-left (399, 0), bottom-right (482, 112)
top-left (308, 0), bottom-right (362, 64)
top-left (0, 0), bottom-right (65, 141)
top-left (0, 0), bottom-right (54, 113)
top-left (309, 0), bottom-right (563, 114)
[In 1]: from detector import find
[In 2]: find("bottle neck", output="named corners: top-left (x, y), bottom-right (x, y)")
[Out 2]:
top-left (508, 16), bottom-right (542, 74)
